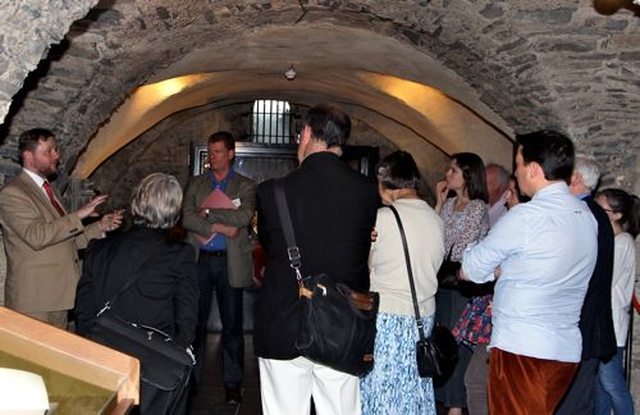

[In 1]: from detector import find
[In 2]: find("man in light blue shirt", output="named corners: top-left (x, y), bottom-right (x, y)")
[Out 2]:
top-left (460, 130), bottom-right (598, 414)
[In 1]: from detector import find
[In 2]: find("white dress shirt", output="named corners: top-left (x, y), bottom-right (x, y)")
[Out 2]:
top-left (462, 182), bottom-right (598, 362)
top-left (488, 191), bottom-right (508, 228)
top-left (611, 232), bottom-right (636, 347)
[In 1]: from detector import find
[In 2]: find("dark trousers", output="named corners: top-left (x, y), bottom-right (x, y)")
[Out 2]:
top-left (555, 357), bottom-right (600, 415)
top-left (434, 287), bottom-right (471, 406)
top-left (193, 253), bottom-right (244, 389)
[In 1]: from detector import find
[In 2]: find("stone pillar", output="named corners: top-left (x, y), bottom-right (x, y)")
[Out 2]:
top-left (0, 172), bottom-right (5, 306)
top-left (0, 0), bottom-right (100, 123)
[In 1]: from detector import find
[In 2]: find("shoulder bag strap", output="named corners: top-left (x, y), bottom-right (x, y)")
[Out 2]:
top-left (274, 180), bottom-right (303, 284)
top-left (96, 241), bottom-right (165, 317)
top-left (387, 204), bottom-right (427, 342)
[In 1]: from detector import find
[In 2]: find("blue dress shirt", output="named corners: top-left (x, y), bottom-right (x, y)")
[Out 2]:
top-left (462, 182), bottom-right (598, 362)
top-left (202, 169), bottom-right (235, 252)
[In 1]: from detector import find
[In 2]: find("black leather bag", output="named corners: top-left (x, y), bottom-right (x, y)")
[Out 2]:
top-left (415, 325), bottom-right (458, 378)
top-left (295, 273), bottom-right (379, 376)
top-left (87, 246), bottom-right (195, 414)
top-left (90, 313), bottom-right (194, 390)
top-left (90, 313), bottom-right (194, 414)
top-left (274, 181), bottom-right (379, 377)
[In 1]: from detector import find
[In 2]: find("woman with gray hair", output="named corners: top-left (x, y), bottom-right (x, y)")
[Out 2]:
top-left (75, 173), bottom-right (199, 414)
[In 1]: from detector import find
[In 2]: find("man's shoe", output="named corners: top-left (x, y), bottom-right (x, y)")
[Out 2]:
top-left (225, 387), bottom-right (242, 405)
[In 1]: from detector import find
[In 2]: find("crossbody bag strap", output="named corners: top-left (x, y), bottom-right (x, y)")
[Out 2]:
top-left (96, 241), bottom-right (165, 317)
top-left (274, 180), bottom-right (303, 284)
top-left (387, 204), bottom-right (427, 342)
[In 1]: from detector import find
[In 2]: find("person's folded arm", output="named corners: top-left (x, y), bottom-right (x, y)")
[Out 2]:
top-left (461, 210), bottom-right (523, 284)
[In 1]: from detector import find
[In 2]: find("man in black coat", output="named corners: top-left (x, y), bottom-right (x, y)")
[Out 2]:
top-left (557, 155), bottom-right (617, 415)
top-left (254, 104), bottom-right (379, 415)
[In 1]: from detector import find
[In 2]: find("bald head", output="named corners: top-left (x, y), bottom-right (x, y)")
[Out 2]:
top-left (486, 163), bottom-right (510, 205)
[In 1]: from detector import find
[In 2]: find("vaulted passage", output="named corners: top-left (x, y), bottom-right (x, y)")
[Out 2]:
top-left (1, 0), bottom-right (639, 404)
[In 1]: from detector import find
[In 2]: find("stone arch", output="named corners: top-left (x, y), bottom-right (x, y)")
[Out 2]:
top-left (0, 2), bottom-right (638, 188)
top-left (71, 23), bottom-right (519, 179)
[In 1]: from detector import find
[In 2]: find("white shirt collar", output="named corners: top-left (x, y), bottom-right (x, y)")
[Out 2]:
top-left (23, 168), bottom-right (47, 190)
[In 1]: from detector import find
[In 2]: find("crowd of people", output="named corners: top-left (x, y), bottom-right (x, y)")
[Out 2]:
top-left (0, 106), bottom-right (638, 415)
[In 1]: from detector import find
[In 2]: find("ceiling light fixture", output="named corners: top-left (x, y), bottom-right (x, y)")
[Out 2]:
top-left (284, 64), bottom-right (297, 81)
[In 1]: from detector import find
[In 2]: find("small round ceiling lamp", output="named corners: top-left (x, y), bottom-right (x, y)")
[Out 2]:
top-left (284, 64), bottom-right (297, 81)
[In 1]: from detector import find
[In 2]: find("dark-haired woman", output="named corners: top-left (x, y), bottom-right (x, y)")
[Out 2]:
top-left (434, 152), bottom-right (490, 415)
top-left (360, 151), bottom-right (444, 415)
top-left (594, 188), bottom-right (639, 415)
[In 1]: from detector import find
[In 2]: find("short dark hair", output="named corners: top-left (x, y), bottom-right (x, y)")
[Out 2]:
top-left (516, 130), bottom-right (575, 183)
top-left (377, 150), bottom-right (421, 190)
top-left (18, 128), bottom-right (55, 165)
top-left (452, 152), bottom-right (489, 203)
top-left (304, 104), bottom-right (351, 147)
top-left (207, 131), bottom-right (235, 151)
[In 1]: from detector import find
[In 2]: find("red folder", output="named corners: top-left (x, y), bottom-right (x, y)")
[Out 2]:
top-left (196, 189), bottom-right (237, 245)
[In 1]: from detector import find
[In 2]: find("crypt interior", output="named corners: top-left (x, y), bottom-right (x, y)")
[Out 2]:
top-left (1, 0), bottom-right (640, 411)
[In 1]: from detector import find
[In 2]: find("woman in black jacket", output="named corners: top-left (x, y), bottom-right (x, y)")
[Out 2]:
top-left (75, 172), bottom-right (199, 414)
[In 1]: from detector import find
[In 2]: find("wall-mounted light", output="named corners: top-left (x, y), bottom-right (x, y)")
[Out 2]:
top-left (284, 64), bottom-right (297, 81)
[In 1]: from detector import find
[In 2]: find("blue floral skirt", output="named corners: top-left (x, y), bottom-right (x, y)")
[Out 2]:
top-left (360, 312), bottom-right (436, 415)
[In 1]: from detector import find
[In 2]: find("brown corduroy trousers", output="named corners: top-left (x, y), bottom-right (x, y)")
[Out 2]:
top-left (488, 348), bottom-right (577, 415)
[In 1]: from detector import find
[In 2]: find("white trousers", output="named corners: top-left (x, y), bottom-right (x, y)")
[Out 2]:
top-left (259, 356), bottom-right (361, 415)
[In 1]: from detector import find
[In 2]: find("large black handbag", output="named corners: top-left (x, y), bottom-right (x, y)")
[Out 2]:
top-left (88, 248), bottom-right (195, 414)
top-left (274, 181), bottom-right (379, 377)
top-left (388, 205), bottom-right (458, 379)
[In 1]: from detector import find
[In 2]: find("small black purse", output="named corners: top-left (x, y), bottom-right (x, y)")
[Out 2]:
top-left (387, 205), bottom-right (458, 379)
top-left (415, 325), bottom-right (459, 378)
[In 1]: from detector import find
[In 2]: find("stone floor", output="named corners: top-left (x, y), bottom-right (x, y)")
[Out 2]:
top-left (188, 333), bottom-right (262, 415)
top-left (186, 332), bottom-right (452, 415)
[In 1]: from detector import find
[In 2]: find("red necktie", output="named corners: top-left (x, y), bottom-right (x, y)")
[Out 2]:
top-left (43, 181), bottom-right (66, 216)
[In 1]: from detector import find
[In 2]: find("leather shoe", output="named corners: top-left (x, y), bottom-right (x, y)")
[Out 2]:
top-left (225, 387), bottom-right (242, 405)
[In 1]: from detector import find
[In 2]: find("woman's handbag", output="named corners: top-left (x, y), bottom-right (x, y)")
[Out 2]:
top-left (436, 249), bottom-right (461, 289)
top-left (274, 181), bottom-right (379, 377)
top-left (415, 325), bottom-right (459, 378)
top-left (88, 248), bottom-right (195, 414)
top-left (437, 249), bottom-right (491, 297)
top-left (387, 205), bottom-right (458, 379)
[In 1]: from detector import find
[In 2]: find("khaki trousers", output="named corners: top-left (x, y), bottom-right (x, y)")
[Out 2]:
top-left (21, 310), bottom-right (68, 330)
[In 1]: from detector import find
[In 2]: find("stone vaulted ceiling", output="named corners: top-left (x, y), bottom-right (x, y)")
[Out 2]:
top-left (1, 0), bottom-right (639, 190)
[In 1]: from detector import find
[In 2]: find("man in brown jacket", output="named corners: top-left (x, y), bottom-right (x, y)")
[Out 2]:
top-left (0, 128), bottom-right (122, 328)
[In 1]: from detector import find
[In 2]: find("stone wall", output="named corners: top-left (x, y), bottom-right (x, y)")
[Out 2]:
top-left (1, 1), bottom-right (638, 192)
top-left (0, 0), bottom-right (99, 123)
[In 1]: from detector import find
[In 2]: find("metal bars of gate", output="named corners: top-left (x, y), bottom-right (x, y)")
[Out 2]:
top-left (252, 100), bottom-right (293, 144)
